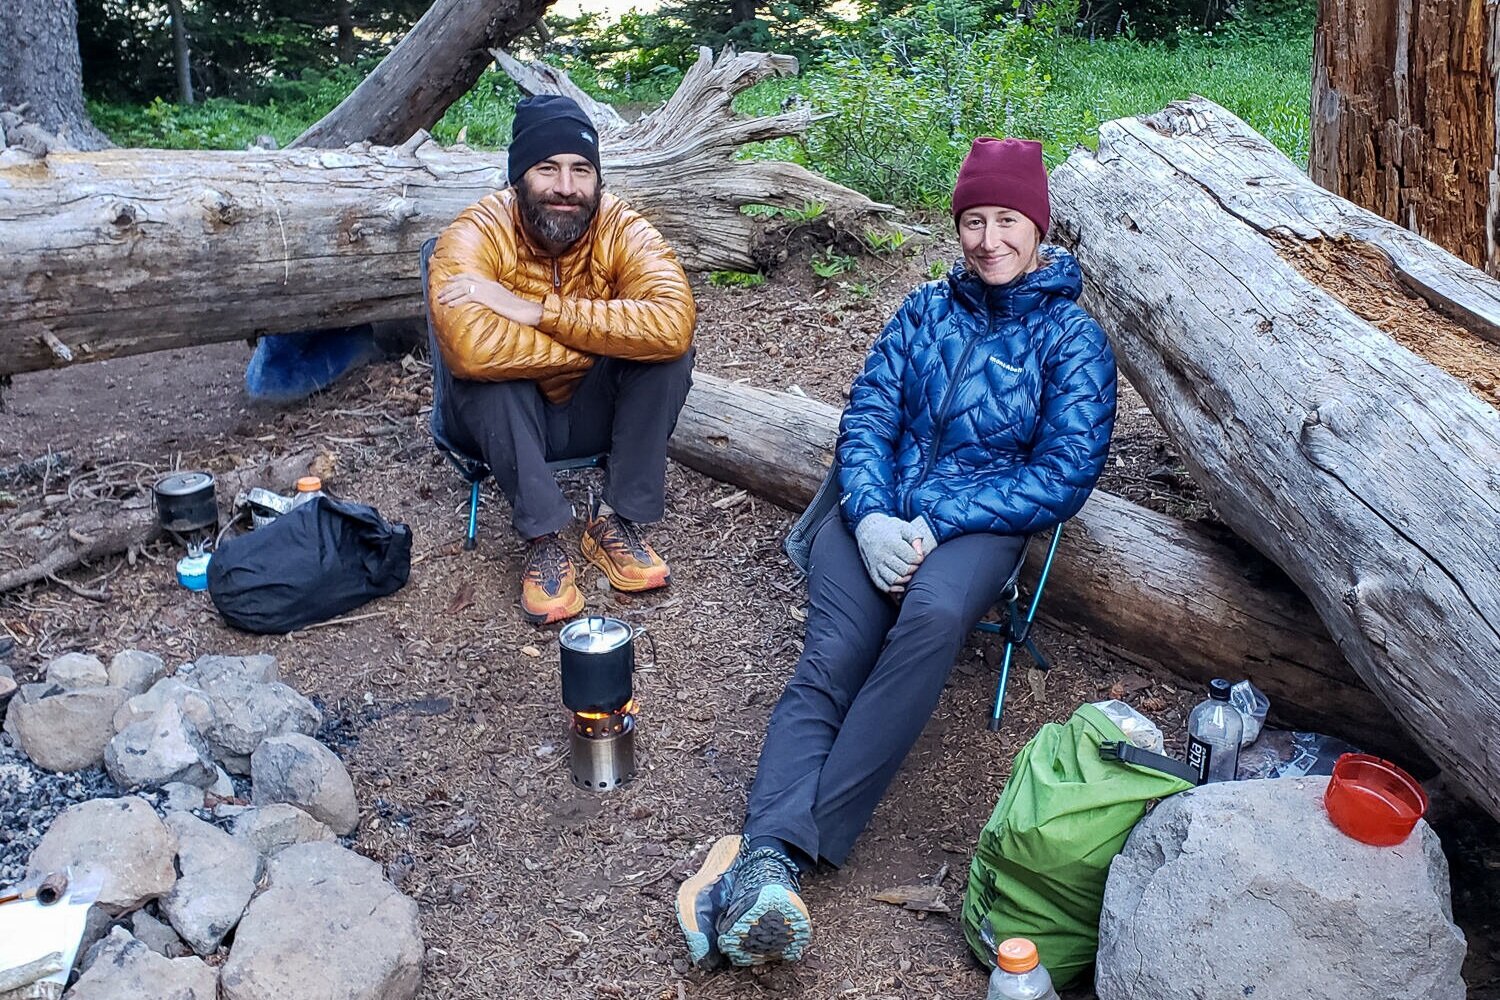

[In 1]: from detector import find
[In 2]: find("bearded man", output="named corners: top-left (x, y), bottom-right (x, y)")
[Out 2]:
top-left (428, 95), bottom-right (697, 624)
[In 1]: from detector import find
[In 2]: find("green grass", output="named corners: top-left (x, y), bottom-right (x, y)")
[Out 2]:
top-left (1047, 32), bottom-right (1313, 165)
top-left (90, 28), bottom-right (1312, 191)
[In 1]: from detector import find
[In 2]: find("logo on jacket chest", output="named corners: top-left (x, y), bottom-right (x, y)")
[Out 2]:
top-left (987, 355), bottom-right (1024, 374)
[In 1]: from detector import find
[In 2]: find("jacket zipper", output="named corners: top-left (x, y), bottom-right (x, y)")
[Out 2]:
top-left (551, 258), bottom-right (561, 292)
top-left (906, 308), bottom-right (997, 518)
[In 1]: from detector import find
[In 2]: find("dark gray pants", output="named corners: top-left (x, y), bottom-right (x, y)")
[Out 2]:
top-left (440, 350), bottom-right (694, 539)
top-left (743, 511), bottom-right (1025, 867)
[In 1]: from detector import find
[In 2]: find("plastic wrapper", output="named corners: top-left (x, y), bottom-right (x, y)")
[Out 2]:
top-left (1235, 729), bottom-right (1361, 780)
top-left (1090, 699), bottom-right (1165, 754)
top-left (1230, 679), bottom-right (1269, 747)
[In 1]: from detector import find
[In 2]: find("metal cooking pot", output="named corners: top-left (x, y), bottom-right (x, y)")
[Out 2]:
top-left (558, 616), bottom-right (636, 714)
top-left (153, 471), bottom-right (218, 534)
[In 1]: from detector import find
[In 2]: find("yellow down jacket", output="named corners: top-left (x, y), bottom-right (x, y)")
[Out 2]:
top-left (428, 188), bottom-right (696, 403)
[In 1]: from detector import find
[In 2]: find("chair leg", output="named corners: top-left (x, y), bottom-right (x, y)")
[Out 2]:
top-left (464, 480), bottom-right (480, 551)
top-left (988, 641), bottom-right (1017, 732)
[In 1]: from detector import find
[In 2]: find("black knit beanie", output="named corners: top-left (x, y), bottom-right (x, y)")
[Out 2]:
top-left (507, 95), bottom-right (602, 186)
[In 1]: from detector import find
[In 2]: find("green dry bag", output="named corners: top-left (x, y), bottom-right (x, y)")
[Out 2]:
top-left (962, 703), bottom-right (1195, 989)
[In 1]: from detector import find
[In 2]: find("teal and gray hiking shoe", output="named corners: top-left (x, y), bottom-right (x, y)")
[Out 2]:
top-left (675, 836), bottom-right (813, 968)
top-left (714, 843), bottom-right (812, 966)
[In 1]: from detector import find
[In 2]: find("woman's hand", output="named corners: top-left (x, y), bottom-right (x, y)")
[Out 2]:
top-left (438, 273), bottom-right (544, 327)
top-left (854, 513), bottom-right (921, 592)
top-left (889, 517), bottom-right (937, 594)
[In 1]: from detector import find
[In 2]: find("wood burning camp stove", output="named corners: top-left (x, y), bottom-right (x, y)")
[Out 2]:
top-left (558, 617), bottom-right (639, 791)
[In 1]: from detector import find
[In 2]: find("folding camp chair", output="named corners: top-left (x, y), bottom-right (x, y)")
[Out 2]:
top-left (418, 237), bottom-right (604, 551)
top-left (783, 459), bottom-right (1064, 730)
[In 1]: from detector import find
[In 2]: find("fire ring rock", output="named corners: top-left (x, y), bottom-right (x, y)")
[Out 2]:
top-left (45, 652), bottom-right (109, 690)
top-left (67, 927), bottom-right (218, 1000)
top-left (105, 702), bottom-right (218, 790)
top-left (26, 797), bottom-right (178, 915)
top-left (108, 649), bottom-right (169, 696)
top-left (249, 734), bottom-right (359, 836)
top-left (1095, 777), bottom-right (1466, 1000)
top-left (12, 685), bottom-right (129, 773)
top-left (160, 812), bottom-right (262, 955)
top-left (220, 841), bottom-right (423, 1000)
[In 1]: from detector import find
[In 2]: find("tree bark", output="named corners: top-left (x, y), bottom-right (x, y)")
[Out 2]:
top-left (0, 48), bottom-right (892, 377)
top-left (290, 0), bottom-right (557, 149)
top-left (1050, 96), bottom-right (1500, 818)
top-left (0, 0), bottom-right (111, 150)
top-left (669, 373), bottom-right (1426, 765)
top-left (167, 0), bottom-right (195, 106)
top-left (1310, 0), bottom-right (1500, 276)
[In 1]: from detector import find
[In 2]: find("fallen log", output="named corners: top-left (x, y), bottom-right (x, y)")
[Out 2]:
top-left (0, 49), bottom-right (891, 378)
top-left (669, 373), bottom-right (1424, 764)
top-left (1049, 97), bottom-right (1500, 817)
top-left (0, 451), bottom-right (315, 598)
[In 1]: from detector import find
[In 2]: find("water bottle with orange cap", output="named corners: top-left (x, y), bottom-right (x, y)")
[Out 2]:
top-left (986, 938), bottom-right (1059, 1000)
top-left (289, 476), bottom-right (325, 509)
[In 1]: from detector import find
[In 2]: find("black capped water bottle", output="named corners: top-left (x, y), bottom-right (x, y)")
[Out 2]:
top-left (1186, 678), bottom-right (1242, 782)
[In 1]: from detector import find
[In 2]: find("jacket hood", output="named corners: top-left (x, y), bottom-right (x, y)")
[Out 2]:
top-left (947, 246), bottom-right (1084, 317)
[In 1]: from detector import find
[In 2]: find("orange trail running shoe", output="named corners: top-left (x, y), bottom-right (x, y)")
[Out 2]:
top-left (581, 506), bottom-right (670, 593)
top-left (520, 533), bottom-right (585, 625)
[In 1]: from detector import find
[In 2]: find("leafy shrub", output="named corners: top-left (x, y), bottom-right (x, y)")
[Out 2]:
top-left (791, 1), bottom-right (1085, 208)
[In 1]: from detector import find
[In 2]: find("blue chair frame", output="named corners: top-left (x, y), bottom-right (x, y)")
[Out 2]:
top-left (419, 237), bottom-right (603, 550)
top-left (783, 460), bottom-right (1064, 730)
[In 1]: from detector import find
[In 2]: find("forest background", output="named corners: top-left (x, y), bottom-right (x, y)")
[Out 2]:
top-left (80, 0), bottom-right (1316, 211)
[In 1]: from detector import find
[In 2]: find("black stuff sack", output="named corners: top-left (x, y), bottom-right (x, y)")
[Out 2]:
top-left (208, 496), bottom-right (412, 634)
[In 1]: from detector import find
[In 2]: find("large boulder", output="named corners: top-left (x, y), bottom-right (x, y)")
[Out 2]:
top-left (27, 797), bottom-right (177, 914)
top-left (108, 649), bottom-right (168, 696)
top-left (68, 927), bottom-right (219, 1000)
top-left (11, 685), bottom-right (129, 772)
top-left (105, 702), bottom-right (218, 790)
top-left (1096, 777), bottom-right (1466, 1000)
top-left (45, 652), bottom-right (109, 690)
top-left (250, 734), bottom-right (359, 835)
top-left (160, 812), bottom-right (261, 954)
top-left (219, 842), bottom-right (422, 1000)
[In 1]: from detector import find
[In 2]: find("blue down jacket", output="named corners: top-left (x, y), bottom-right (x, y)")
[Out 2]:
top-left (837, 248), bottom-right (1116, 541)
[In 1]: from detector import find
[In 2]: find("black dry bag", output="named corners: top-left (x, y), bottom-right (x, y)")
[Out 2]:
top-left (208, 496), bottom-right (411, 633)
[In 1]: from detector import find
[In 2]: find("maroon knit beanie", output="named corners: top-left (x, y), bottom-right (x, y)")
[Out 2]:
top-left (951, 137), bottom-right (1050, 235)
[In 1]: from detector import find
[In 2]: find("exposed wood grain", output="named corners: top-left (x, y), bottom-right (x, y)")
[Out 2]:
top-left (1051, 96), bottom-right (1500, 817)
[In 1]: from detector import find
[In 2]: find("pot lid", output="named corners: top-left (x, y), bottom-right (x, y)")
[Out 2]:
top-left (559, 616), bottom-right (632, 654)
top-left (154, 471), bottom-right (215, 497)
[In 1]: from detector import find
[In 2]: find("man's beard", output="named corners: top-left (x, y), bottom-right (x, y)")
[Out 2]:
top-left (516, 181), bottom-right (601, 251)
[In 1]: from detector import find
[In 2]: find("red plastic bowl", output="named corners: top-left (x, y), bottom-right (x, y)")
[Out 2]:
top-left (1324, 753), bottom-right (1428, 846)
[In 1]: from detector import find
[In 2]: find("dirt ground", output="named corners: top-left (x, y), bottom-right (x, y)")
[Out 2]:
top-left (1, 232), bottom-right (1495, 999)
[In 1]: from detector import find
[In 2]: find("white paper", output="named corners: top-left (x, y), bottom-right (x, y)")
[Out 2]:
top-left (0, 870), bottom-right (103, 985)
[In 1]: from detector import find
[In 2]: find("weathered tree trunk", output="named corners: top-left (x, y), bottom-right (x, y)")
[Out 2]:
top-left (290, 0), bottom-right (555, 149)
top-left (1051, 97), bottom-right (1500, 818)
top-left (669, 373), bottom-right (1425, 765)
top-left (0, 49), bottom-right (891, 377)
top-left (0, 0), bottom-right (110, 150)
top-left (1310, 0), bottom-right (1500, 276)
top-left (167, 0), bottom-right (195, 106)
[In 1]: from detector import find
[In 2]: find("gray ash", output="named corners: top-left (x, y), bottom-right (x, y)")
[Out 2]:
top-left (0, 737), bottom-right (121, 888)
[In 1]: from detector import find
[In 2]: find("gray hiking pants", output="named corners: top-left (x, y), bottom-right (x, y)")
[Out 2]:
top-left (743, 510), bottom-right (1025, 867)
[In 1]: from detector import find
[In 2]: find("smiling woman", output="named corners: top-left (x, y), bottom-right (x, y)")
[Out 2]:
top-left (674, 133), bottom-right (1120, 971)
